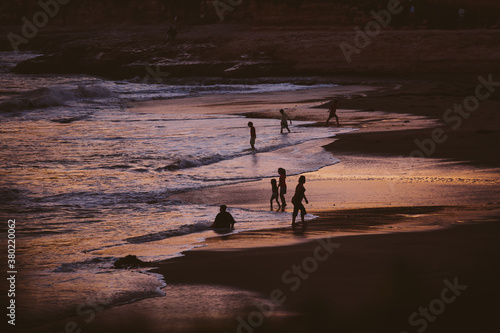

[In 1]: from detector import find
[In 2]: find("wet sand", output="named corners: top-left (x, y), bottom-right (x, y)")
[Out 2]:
top-left (29, 212), bottom-right (500, 333)
top-left (24, 80), bottom-right (500, 333)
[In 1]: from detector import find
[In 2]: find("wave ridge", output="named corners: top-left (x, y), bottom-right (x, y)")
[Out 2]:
top-left (125, 222), bottom-right (211, 244)
top-left (0, 84), bottom-right (114, 112)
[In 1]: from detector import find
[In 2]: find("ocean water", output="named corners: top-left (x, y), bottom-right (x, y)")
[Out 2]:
top-left (0, 52), bottom-right (352, 327)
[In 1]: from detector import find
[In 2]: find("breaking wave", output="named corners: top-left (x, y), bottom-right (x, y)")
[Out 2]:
top-left (125, 222), bottom-right (212, 244)
top-left (0, 84), bottom-right (114, 112)
top-left (54, 257), bottom-right (115, 273)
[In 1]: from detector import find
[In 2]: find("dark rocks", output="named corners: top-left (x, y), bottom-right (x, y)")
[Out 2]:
top-left (113, 255), bottom-right (150, 269)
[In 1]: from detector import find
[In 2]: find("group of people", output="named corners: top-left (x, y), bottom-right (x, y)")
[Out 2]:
top-left (211, 167), bottom-right (309, 229)
top-left (247, 108), bottom-right (293, 150)
top-left (248, 101), bottom-right (340, 150)
top-left (271, 168), bottom-right (309, 226)
top-left (211, 100), bottom-right (341, 230)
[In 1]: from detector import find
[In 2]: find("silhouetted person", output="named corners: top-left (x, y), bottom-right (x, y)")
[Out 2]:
top-left (210, 205), bottom-right (235, 229)
top-left (167, 25), bottom-right (177, 40)
top-left (270, 179), bottom-right (280, 210)
top-left (292, 175), bottom-right (309, 226)
top-left (278, 168), bottom-right (287, 209)
top-left (248, 121), bottom-right (256, 150)
top-left (458, 8), bottom-right (465, 30)
top-left (279, 109), bottom-right (292, 134)
top-left (409, 5), bottom-right (416, 28)
top-left (326, 99), bottom-right (340, 126)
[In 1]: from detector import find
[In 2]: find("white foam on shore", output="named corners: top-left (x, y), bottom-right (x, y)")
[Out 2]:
top-left (1, 52), bottom-right (361, 328)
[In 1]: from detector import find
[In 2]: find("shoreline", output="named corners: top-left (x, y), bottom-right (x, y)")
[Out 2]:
top-left (132, 78), bottom-right (500, 333)
top-left (28, 213), bottom-right (500, 333)
top-left (3, 11), bottom-right (499, 332)
top-left (151, 215), bottom-right (500, 333)
top-left (18, 78), bottom-right (500, 333)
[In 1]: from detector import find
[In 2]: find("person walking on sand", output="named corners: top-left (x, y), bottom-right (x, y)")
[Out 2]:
top-left (326, 99), bottom-right (340, 126)
top-left (292, 175), bottom-right (309, 226)
top-left (278, 168), bottom-right (287, 209)
top-left (270, 179), bottom-right (280, 211)
top-left (210, 205), bottom-right (235, 229)
top-left (279, 109), bottom-right (292, 134)
top-left (248, 122), bottom-right (256, 150)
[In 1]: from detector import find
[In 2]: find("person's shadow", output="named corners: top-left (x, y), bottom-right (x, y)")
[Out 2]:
top-left (292, 222), bottom-right (308, 236)
top-left (212, 228), bottom-right (233, 236)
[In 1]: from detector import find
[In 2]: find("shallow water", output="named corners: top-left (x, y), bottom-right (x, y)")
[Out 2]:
top-left (0, 52), bottom-right (353, 326)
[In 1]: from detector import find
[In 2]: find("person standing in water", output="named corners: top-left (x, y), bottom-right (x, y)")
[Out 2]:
top-left (279, 109), bottom-right (292, 134)
top-left (326, 99), bottom-right (340, 126)
top-left (248, 121), bottom-right (256, 150)
top-left (278, 168), bottom-right (287, 209)
top-left (270, 179), bottom-right (280, 211)
top-left (292, 175), bottom-right (309, 226)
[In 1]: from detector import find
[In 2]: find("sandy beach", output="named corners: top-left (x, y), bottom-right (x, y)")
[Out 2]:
top-left (2, 3), bottom-right (500, 330)
top-left (21, 77), bottom-right (500, 333)
top-left (31, 215), bottom-right (500, 333)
